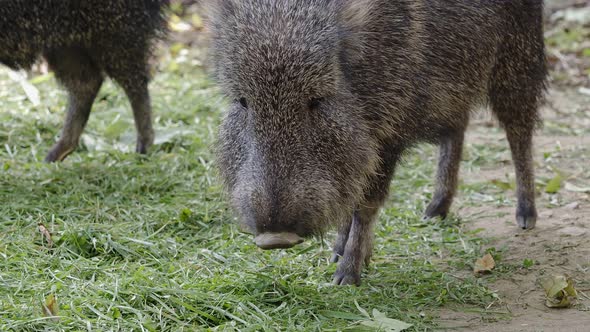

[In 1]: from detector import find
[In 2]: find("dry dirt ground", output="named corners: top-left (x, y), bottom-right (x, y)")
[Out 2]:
top-left (433, 2), bottom-right (590, 330)
top-left (436, 88), bottom-right (590, 331)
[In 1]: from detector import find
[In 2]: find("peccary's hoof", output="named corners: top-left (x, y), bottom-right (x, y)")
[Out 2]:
top-left (332, 270), bottom-right (361, 286)
top-left (423, 198), bottom-right (450, 220)
top-left (44, 151), bottom-right (61, 163)
top-left (136, 145), bottom-right (148, 154)
top-left (329, 253), bottom-right (341, 264)
top-left (254, 232), bottom-right (303, 249)
top-left (136, 141), bottom-right (151, 155)
top-left (516, 204), bottom-right (537, 230)
top-left (45, 143), bottom-right (75, 163)
top-left (136, 132), bottom-right (155, 155)
top-left (516, 214), bottom-right (537, 230)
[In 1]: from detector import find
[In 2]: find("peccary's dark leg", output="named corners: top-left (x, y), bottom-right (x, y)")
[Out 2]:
top-left (125, 84), bottom-right (154, 154)
top-left (330, 219), bottom-right (351, 263)
top-left (489, 28), bottom-right (545, 230)
top-left (504, 125), bottom-right (537, 229)
top-left (44, 48), bottom-right (103, 162)
top-left (424, 130), bottom-right (465, 219)
top-left (490, 89), bottom-right (541, 230)
top-left (102, 48), bottom-right (154, 154)
top-left (491, 77), bottom-right (541, 230)
top-left (333, 145), bottom-right (401, 286)
top-left (332, 205), bottom-right (379, 286)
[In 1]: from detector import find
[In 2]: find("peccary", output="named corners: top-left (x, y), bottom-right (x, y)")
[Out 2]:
top-left (208, 0), bottom-right (547, 285)
top-left (0, 0), bottom-right (169, 162)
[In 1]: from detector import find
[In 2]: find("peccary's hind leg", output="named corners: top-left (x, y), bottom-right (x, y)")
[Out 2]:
top-left (491, 92), bottom-right (540, 228)
top-left (103, 48), bottom-right (154, 154)
top-left (124, 82), bottom-right (154, 154)
top-left (489, 23), bottom-right (545, 230)
top-left (492, 101), bottom-right (539, 230)
top-left (332, 145), bottom-right (400, 286)
top-left (504, 125), bottom-right (537, 229)
top-left (44, 48), bottom-right (103, 162)
top-left (424, 130), bottom-right (465, 220)
top-left (489, 70), bottom-right (544, 230)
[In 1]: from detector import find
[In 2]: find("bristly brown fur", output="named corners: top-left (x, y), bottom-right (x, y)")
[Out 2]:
top-left (208, 0), bottom-right (547, 286)
top-left (0, 0), bottom-right (170, 162)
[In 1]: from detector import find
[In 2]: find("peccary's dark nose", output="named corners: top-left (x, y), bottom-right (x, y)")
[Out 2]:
top-left (254, 232), bottom-right (304, 250)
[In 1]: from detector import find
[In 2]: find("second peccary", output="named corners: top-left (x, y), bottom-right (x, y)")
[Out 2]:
top-left (208, 0), bottom-right (547, 285)
top-left (0, 0), bottom-right (169, 162)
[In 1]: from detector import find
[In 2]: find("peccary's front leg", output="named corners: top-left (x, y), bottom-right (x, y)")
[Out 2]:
top-left (330, 218), bottom-right (352, 263)
top-left (332, 145), bottom-right (401, 286)
top-left (332, 206), bottom-right (380, 286)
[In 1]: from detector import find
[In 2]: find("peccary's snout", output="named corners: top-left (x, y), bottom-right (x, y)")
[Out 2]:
top-left (232, 175), bottom-right (344, 249)
top-left (242, 188), bottom-right (306, 250)
top-left (242, 187), bottom-right (315, 248)
top-left (254, 232), bottom-right (304, 250)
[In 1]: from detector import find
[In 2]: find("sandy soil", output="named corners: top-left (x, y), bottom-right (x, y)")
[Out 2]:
top-left (437, 88), bottom-right (590, 331)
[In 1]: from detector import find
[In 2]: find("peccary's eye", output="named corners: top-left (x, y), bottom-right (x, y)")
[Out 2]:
top-left (238, 97), bottom-right (248, 109)
top-left (308, 98), bottom-right (323, 110)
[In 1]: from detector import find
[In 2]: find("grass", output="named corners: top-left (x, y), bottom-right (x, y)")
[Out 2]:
top-left (0, 46), bottom-right (553, 331)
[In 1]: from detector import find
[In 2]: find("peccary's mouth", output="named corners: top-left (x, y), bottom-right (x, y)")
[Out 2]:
top-left (254, 232), bottom-right (304, 250)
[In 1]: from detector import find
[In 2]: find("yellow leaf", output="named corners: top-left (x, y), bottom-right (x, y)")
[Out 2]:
top-left (191, 14), bottom-right (204, 29)
top-left (168, 14), bottom-right (192, 32)
top-left (37, 223), bottom-right (53, 248)
top-left (542, 275), bottom-right (578, 308)
top-left (490, 179), bottom-right (515, 191)
top-left (545, 174), bottom-right (563, 194)
top-left (42, 294), bottom-right (59, 319)
top-left (474, 253), bottom-right (495, 274)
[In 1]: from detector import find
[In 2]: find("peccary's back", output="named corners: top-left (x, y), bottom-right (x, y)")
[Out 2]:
top-left (0, 0), bottom-right (169, 69)
top-left (350, 0), bottom-right (546, 143)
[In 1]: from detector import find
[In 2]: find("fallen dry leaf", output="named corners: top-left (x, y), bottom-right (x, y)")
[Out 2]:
top-left (542, 275), bottom-right (578, 308)
top-left (37, 223), bottom-right (53, 248)
top-left (42, 294), bottom-right (59, 319)
top-left (545, 173), bottom-right (563, 194)
top-left (474, 253), bottom-right (495, 275)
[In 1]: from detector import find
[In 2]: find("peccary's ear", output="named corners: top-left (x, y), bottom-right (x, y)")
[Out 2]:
top-left (200, 0), bottom-right (238, 83)
top-left (202, 0), bottom-right (237, 25)
top-left (339, 0), bottom-right (373, 32)
top-left (338, 0), bottom-right (373, 61)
